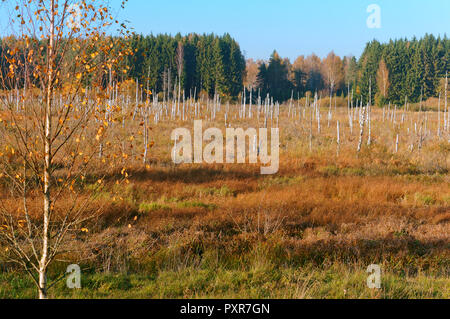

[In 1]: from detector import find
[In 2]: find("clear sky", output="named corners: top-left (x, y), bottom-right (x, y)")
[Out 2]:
top-left (112, 0), bottom-right (449, 61)
top-left (1, 0), bottom-right (449, 61)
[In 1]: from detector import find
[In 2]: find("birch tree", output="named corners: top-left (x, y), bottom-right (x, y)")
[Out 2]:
top-left (0, 0), bottom-right (131, 299)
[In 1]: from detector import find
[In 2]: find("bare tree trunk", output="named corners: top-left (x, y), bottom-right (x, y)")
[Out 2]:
top-left (249, 87), bottom-right (252, 118)
top-left (315, 93), bottom-right (320, 133)
top-left (395, 134), bottom-right (399, 153)
top-left (438, 92), bottom-right (441, 137)
top-left (328, 87), bottom-right (332, 127)
top-left (357, 105), bottom-right (367, 153)
top-left (367, 79), bottom-right (372, 146)
top-left (445, 72), bottom-right (448, 132)
top-left (39, 0), bottom-right (56, 300)
top-left (309, 99), bottom-right (313, 152)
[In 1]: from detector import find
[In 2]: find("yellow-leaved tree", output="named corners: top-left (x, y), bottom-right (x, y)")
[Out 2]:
top-left (0, 0), bottom-right (132, 299)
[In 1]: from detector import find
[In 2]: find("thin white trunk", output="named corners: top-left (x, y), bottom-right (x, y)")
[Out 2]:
top-left (395, 134), bottom-right (399, 153)
top-left (357, 105), bottom-right (367, 153)
top-left (40, 0), bottom-right (55, 300)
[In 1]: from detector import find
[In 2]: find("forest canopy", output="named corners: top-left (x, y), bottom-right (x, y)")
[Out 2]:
top-left (1, 33), bottom-right (448, 104)
top-left (250, 34), bottom-right (449, 104)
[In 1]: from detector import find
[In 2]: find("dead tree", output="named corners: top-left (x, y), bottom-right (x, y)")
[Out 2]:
top-left (357, 104), bottom-right (367, 153)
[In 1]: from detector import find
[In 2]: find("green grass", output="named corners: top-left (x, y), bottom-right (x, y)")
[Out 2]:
top-left (1, 240), bottom-right (448, 299)
top-left (196, 186), bottom-right (236, 197)
top-left (176, 201), bottom-right (217, 210)
top-left (139, 202), bottom-right (170, 213)
top-left (414, 193), bottom-right (437, 206)
top-left (258, 175), bottom-right (304, 188)
top-left (1, 263), bottom-right (447, 299)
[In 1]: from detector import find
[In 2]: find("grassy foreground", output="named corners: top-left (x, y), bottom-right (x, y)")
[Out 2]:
top-left (1, 104), bottom-right (449, 299)
top-left (1, 263), bottom-right (448, 299)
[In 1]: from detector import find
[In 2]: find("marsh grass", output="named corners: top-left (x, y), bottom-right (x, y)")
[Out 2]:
top-left (0, 103), bottom-right (448, 299)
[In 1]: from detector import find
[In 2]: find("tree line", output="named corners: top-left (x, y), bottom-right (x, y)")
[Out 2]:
top-left (0, 33), bottom-right (246, 100)
top-left (125, 33), bottom-right (246, 100)
top-left (1, 33), bottom-right (448, 104)
top-left (247, 34), bottom-right (449, 104)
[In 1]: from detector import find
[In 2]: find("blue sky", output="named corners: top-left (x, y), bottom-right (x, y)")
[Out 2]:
top-left (113, 0), bottom-right (449, 61)
top-left (2, 0), bottom-right (449, 61)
